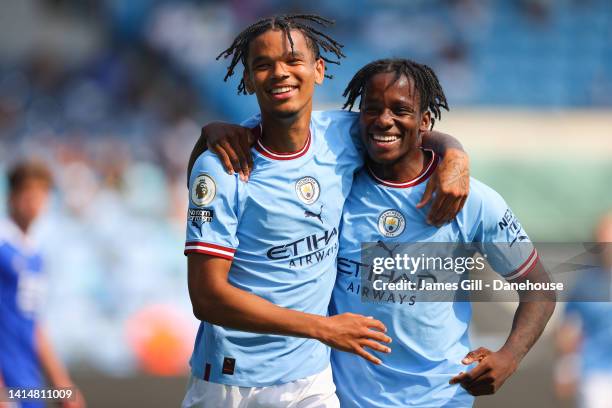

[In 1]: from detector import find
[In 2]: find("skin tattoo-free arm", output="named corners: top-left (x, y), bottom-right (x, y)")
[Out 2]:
top-left (188, 253), bottom-right (392, 365)
top-left (449, 262), bottom-right (556, 395)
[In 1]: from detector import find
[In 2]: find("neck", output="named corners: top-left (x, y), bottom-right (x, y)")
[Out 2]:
top-left (369, 148), bottom-right (429, 184)
top-left (259, 108), bottom-right (312, 153)
top-left (9, 212), bottom-right (30, 235)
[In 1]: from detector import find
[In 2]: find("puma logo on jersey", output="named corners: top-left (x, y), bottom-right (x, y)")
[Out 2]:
top-left (304, 205), bottom-right (324, 224)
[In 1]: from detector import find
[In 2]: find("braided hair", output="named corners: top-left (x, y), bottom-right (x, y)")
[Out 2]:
top-left (342, 58), bottom-right (449, 128)
top-left (216, 14), bottom-right (345, 94)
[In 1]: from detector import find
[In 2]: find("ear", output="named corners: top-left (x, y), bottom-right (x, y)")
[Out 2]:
top-left (314, 58), bottom-right (325, 85)
top-left (243, 69), bottom-right (255, 94)
top-left (419, 111), bottom-right (431, 132)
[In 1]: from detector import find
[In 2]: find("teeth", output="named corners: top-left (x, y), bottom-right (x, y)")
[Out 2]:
top-left (271, 87), bottom-right (294, 94)
top-left (371, 134), bottom-right (399, 142)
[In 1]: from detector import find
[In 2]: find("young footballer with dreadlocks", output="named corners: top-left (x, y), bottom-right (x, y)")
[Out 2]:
top-left (183, 15), bottom-right (470, 408)
top-left (329, 58), bottom-right (555, 407)
top-left (184, 15), bottom-right (390, 408)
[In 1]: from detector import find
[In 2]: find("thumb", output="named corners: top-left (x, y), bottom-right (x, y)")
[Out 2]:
top-left (416, 177), bottom-right (436, 208)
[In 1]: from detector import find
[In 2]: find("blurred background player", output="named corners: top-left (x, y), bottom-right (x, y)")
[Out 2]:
top-left (555, 212), bottom-right (612, 408)
top-left (0, 161), bottom-right (84, 408)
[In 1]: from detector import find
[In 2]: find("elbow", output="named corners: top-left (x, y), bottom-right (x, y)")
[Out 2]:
top-left (193, 302), bottom-right (219, 323)
top-left (192, 305), bottom-right (208, 321)
top-left (191, 297), bottom-right (216, 322)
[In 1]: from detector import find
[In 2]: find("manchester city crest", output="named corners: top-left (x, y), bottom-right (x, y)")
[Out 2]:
top-left (191, 173), bottom-right (216, 207)
top-left (378, 210), bottom-right (406, 237)
top-left (295, 176), bottom-right (320, 205)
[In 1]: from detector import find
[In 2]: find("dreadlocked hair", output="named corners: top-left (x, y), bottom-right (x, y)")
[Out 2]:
top-left (216, 14), bottom-right (345, 94)
top-left (342, 58), bottom-right (449, 129)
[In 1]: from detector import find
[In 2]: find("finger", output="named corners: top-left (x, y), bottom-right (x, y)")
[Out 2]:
top-left (450, 362), bottom-right (488, 385)
top-left (210, 145), bottom-right (234, 175)
top-left (364, 317), bottom-right (387, 333)
top-left (432, 193), bottom-right (456, 225)
top-left (416, 177), bottom-right (436, 208)
top-left (464, 383), bottom-right (495, 396)
top-left (364, 329), bottom-right (393, 344)
top-left (427, 193), bottom-right (448, 225)
top-left (361, 339), bottom-right (391, 354)
top-left (449, 371), bottom-right (464, 384)
top-left (354, 346), bottom-right (382, 365)
top-left (220, 140), bottom-right (244, 179)
top-left (238, 130), bottom-right (254, 177)
top-left (441, 193), bottom-right (467, 224)
top-left (228, 135), bottom-right (249, 178)
top-left (462, 347), bottom-right (490, 365)
top-left (459, 363), bottom-right (491, 387)
top-left (449, 195), bottom-right (467, 222)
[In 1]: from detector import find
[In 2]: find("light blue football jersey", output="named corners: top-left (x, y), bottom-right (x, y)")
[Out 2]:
top-left (330, 152), bottom-right (537, 407)
top-left (184, 110), bottom-right (363, 386)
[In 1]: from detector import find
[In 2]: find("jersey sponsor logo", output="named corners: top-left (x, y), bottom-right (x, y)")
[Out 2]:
top-left (188, 208), bottom-right (214, 232)
top-left (295, 176), bottom-right (320, 205)
top-left (191, 173), bottom-right (216, 207)
top-left (498, 208), bottom-right (529, 246)
top-left (337, 257), bottom-right (417, 305)
top-left (378, 210), bottom-right (406, 237)
top-left (267, 227), bottom-right (338, 268)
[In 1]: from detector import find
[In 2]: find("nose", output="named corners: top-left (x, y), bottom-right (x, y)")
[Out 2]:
top-left (374, 109), bottom-right (393, 129)
top-left (271, 62), bottom-right (289, 80)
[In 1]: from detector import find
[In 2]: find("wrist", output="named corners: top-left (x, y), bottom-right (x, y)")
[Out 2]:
top-left (497, 345), bottom-right (522, 370)
top-left (309, 315), bottom-right (330, 343)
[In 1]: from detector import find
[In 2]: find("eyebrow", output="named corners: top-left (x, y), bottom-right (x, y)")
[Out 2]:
top-left (250, 51), bottom-right (307, 66)
top-left (362, 100), bottom-right (418, 114)
top-left (251, 56), bottom-right (272, 66)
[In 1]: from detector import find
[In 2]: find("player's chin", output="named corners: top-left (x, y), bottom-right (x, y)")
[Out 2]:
top-left (268, 104), bottom-right (304, 119)
top-left (366, 144), bottom-right (402, 163)
top-left (367, 151), bottom-right (401, 165)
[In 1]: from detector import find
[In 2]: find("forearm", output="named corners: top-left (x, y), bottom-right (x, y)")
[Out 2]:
top-left (421, 130), bottom-right (464, 156)
top-left (194, 284), bottom-right (326, 341)
top-left (500, 295), bottom-right (555, 363)
top-left (36, 326), bottom-right (72, 387)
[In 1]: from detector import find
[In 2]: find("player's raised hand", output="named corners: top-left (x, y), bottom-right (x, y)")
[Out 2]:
top-left (417, 148), bottom-right (469, 226)
top-left (316, 313), bottom-right (392, 365)
top-left (187, 122), bottom-right (256, 184)
top-left (449, 346), bottom-right (518, 396)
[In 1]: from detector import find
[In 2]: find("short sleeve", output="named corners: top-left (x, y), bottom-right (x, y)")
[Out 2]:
top-left (184, 152), bottom-right (241, 260)
top-left (472, 182), bottom-right (538, 281)
top-left (346, 112), bottom-right (366, 159)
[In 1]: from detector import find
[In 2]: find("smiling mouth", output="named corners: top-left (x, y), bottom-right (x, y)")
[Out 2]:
top-left (370, 133), bottom-right (401, 143)
top-left (268, 86), bottom-right (298, 95)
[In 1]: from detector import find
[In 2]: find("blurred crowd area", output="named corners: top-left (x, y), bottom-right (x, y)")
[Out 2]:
top-left (0, 0), bottom-right (611, 378)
